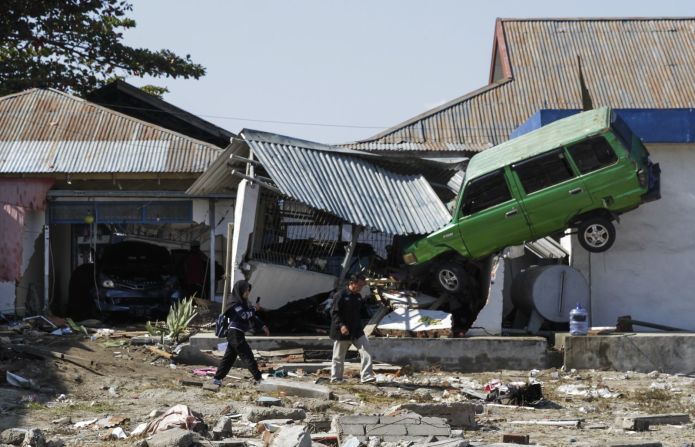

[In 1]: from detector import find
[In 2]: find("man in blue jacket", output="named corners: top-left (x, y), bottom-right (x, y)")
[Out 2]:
top-left (329, 274), bottom-right (376, 383)
top-left (213, 280), bottom-right (269, 385)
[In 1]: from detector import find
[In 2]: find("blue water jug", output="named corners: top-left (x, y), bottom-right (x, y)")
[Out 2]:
top-left (569, 303), bottom-right (589, 336)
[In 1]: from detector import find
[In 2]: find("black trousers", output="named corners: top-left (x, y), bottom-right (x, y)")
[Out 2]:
top-left (214, 329), bottom-right (261, 381)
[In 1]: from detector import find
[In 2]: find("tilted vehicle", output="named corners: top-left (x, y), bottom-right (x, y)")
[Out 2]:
top-left (92, 241), bottom-right (184, 317)
top-left (403, 107), bottom-right (661, 293)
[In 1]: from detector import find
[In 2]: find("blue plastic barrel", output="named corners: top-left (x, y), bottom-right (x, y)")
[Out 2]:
top-left (569, 304), bottom-right (589, 336)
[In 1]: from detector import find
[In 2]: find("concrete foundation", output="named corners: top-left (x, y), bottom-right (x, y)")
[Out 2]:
top-left (564, 334), bottom-right (695, 374)
top-left (190, 334), bottom-right (552, 372)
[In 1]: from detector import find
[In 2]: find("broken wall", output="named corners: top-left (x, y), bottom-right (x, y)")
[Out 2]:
top-left (571, 144), bottom-right (695, 330)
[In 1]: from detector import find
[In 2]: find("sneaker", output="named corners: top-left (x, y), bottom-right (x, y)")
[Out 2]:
top-left (330, 378), bottom-right (344, 384)
top-left (360, 377), bottom-right (376, 384)
top-left (212, 378), bottom-right (222, 386)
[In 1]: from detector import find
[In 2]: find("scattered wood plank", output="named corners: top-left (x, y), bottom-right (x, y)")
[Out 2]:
top-left (502, 433), bottom-right (529, 444)
top-left (146, 346), bottom-right (172, 359)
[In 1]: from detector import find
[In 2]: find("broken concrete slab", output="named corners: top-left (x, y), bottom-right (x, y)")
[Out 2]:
top-left (257, 378), bottom-right (332, 400)
top-left (146, 428), bottom-right (198, 447)
top-left (397, 403), bottom-right (479, 428)
top-left (334, 414), bottom-right (452, 440)
top-left (1, 428), bottom-right (28, 445)
top-left (617, 413), bottom-right (690, 431)
top-left (227, 404), bottom-right (306, 423)
top-left (268, 425), bottom-right (311, 447)
top-left (411, 439), bottom-right (469, 447)
top-left (213, 416), bottom-right (234, 440)
top-left (173, 343), bottom-right (219, 366)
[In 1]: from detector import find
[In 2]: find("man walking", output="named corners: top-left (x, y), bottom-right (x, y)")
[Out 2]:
top-left (329, 274), bottom-right (376, 383)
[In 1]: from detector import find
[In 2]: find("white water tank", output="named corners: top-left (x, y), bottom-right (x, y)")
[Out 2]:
top-left (512, 265), bottom-right (589, 323)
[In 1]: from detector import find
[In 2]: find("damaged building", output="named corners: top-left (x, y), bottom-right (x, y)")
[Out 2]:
top-left (0, 88), bottom-right (234, 319)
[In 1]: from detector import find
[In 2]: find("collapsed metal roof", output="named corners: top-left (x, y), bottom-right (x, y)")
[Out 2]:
top-left (0, 89), bottom-right (222, 174)
top-left (187, 130), bottom-right (452, 235)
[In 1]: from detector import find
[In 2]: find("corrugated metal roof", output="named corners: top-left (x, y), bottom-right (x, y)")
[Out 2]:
top-left (466, 107), bottom-right (609, 180)
top-left (242, 129), bottom-right (451, 235)
top-left (347, 18), bottom-right (695, 153)
top-left (0, 89), bottom-right (222, 174)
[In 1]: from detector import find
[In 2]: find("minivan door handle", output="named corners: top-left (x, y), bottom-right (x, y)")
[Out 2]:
top-left (505, 208), bottom-right (518, 218)
top-left (569, 187), bottom-right (583, 195)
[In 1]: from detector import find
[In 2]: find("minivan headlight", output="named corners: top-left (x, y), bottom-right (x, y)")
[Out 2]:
top-left (637, 168), bottom-right (647, 187)
top-left (102, 279), bottom-right (115, 288)
top-left (403, 252), bottom-right (418, 265)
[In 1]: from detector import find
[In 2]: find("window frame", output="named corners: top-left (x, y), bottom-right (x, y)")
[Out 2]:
top-left (459, 169), bottom-right (514, 217)
top-left (565, 134), bottom-right (620, 176)
top-left (511, 148), bottom-right (577, 196)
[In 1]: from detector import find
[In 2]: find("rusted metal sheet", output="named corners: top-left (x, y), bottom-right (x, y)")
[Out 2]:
top-left (350, 18), bottom-right (695, 153)
top-left (242, 129), bottom-right (451, 236)
top-left (0, 89), bottom-right (222, 173)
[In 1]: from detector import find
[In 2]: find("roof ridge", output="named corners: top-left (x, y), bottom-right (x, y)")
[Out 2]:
top-left (498, 17), bottom-right (695, 22)
top-left (0, 88), bottom-right (223, 152)
top-left (351, 79), bottom-right (514, 144)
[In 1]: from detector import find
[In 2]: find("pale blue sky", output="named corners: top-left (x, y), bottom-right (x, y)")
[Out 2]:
top-left (124, 1), bottom-right (693, 144)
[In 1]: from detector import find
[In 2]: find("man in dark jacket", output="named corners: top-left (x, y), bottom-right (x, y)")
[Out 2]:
top-left (329, 274), bottom-right (375, 383)
top-left (213, 280), bottom-right (269, 385)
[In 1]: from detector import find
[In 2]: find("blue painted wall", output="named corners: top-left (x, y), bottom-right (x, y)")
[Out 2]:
top-left (511, 108), bottom-right (695, 143)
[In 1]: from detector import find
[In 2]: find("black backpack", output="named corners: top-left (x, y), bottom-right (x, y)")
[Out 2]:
top-left (215, 313), bottom-right (230, 338)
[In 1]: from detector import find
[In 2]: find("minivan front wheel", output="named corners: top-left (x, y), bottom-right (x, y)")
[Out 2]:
top-left (434, 262), bottom-right (468, 294)
top-left (577, 217), bottom-right (616, 253)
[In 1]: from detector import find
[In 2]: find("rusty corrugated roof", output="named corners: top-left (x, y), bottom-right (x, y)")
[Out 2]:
top-left (0, 89), bottom-right (222, 174)
top-left (243, 129), bottom-right (452, 235)
top-left (347, 18), bottom-right (695, 153)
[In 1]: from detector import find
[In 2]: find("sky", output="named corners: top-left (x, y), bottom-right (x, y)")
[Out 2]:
top-left (123, 1), bottom-right (694, 145)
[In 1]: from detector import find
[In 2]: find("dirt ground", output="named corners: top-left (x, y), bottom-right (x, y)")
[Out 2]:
top-left (1, 328), bottom-right (695, 447)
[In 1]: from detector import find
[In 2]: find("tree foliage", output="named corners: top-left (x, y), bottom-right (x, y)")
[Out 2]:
top-left (0, 0), bottom-right (205, 96)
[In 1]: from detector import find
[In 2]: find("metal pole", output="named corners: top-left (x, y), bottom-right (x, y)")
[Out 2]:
top-left (337, 225), bottom-right (363, 287)
top-left (209, 199), bottom-right (216, 301)
top-left (43, 224), bottom-right (50, 314)
top-left (221, 222), bottom-right (234, 314)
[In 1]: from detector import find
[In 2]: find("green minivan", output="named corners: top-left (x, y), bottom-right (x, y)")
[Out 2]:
top-left (403, 107), bottom-right (661, 293)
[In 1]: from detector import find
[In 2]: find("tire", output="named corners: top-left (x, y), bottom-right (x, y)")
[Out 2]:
top-left (434, 262), bottom-right (468, 294)
top-left (577, 217), bottom-right (616, 253)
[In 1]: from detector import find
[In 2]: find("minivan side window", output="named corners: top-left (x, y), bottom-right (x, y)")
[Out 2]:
top-left (567, 136), bottom-right (618, 174)
top-left (461, 170), bottom-right (512, 216)
top-left (513, 149), bottom-right (574, 194)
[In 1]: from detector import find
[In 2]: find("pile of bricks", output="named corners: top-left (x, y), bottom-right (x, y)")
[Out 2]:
top-left (332, 413), bottom-right (452, 442)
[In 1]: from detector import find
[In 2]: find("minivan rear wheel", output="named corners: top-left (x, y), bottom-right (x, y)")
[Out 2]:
top-left (577, 217), bottom-right (616, 253)
top-left (434, 262), bottom-right (468, 294)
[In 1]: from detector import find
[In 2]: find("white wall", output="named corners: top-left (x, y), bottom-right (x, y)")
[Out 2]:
top-left (192, 199), bottom-right (235, 236)
top-left (246, 261), bottom-right (336, 310)
top-left (572, 144), bottom-right (695, 330)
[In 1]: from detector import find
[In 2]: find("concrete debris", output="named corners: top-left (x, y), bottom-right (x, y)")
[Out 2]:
top-left (111, 427), bottom-right (127, 439)
top-left (1, 428), bottom-right (29, 445)
top-left (556, 384), bottom-right (620, 398)
top-left (20, 428), bottom-right (45, 447)
top-left (213, 416), bottom-right (234, 440)
top-left (267, 425), bottom-right (311, 447)
top-left (617, 413), bottom-right (690, 431)
top-left (174, 343), bottom-right (219, 366)
top-left (333, 414), bottom-right (452, 440)
top-left (146, 428), bottom-right (198, 447)
top-left (376, 308), bottom-right (452, 338)
top-left (257, 396), bottom-right (283, 407)
top-left (509, 420), bottom-right (582, 428)
top-left (257, 378), bottom-right (332, 400)
top-left (227, 404), bottom-right (307, 423)
top-left (395, 403), bottom-right (479, 428)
